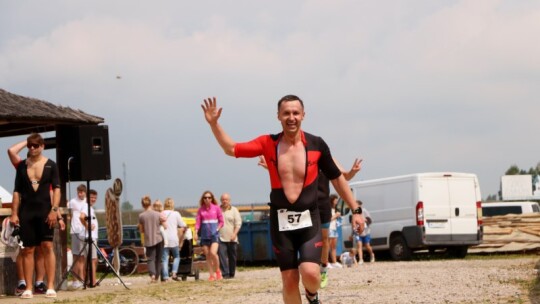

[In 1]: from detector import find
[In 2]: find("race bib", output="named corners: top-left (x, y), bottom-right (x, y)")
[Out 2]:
top-left (277, 209), bottom-right (312, 231)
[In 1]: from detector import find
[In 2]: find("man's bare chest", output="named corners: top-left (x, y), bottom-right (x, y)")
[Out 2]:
top-left (277, 143), bottom-right (306, 179)
top-left (26, 158), bottom-right (47, 189)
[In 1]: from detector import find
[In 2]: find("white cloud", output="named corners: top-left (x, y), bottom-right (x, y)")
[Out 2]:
top-left (0, 1), bottom-right (539, 205)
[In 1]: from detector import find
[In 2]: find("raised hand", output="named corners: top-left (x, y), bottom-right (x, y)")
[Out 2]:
top-left (258, 156), bottom-right (268, 169)
top-left (349, 158), bottom-right (363, 175)
top-left (201, 97), bottom-right (223, 125)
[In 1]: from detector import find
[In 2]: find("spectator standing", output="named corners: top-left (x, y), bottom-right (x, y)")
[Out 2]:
top-left (68, 184), bottom-right (87, 289)
top-left (139, 195), bottom-right (165, 283)
top-left (7, 139), bottom-right (65, 296)
top-left (10, 133), bottom-right (61, 299)
top-left (218, 193), bottom-right (242, 279)
top-left (79, 189), bottom-right (99, 286)
top-left (194, 190), bottom-right (224, 281)
top-left (327, 194), bottom-right (341, 268)
top-left (161, 197), bottom-right (186, 281)
top-left (352, 200), bottom-right (375, 264)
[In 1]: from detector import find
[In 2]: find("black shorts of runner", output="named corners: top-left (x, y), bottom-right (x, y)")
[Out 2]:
top-left (270, 208), bottom-right (322, 271)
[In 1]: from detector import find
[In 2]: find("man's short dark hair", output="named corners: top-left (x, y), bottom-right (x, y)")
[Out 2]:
top-left (89, 189), bottom-right (98, 196)
top-left (27, 133), bottom-right (44, 146)
top-left (278, 95), bottom-right (304, 111)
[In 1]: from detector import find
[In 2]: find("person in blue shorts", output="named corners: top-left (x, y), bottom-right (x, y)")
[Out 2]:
top-left (352, 200), bottom-right (375, 264)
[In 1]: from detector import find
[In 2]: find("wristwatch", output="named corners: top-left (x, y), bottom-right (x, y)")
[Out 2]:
top-left (352, 207), bottom-right (363, 215)
top-left (51, 207), bottom-right (58, 212)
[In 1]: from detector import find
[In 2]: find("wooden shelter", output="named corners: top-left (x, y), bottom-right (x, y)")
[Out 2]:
top-left (0, 88), bottom-right (106, 295)
top-left (0, 88), bottom-right (104, 137)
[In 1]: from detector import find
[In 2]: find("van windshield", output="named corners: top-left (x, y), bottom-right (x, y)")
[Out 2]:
top-left (482, 206), bottom-right (522, 217)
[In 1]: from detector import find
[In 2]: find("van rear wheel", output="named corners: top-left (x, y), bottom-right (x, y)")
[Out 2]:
top-left (390, 235), bottom-right (412, 261)
top-left (447, 246), bottom-right (468, 259)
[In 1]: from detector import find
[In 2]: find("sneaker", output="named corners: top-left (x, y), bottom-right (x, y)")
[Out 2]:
top-left (358, 259), bottom-right (364, 265)
top-left (15, 283), bottom-right (26, 296)
top-left (326, 263), bottom-right (334, 269)
top-left (70, 281), bottom-right (83, 290)
top-left (306, 292), bottom-right (321, 304)
top-left (216, 270), bottom-right (223, 280)
top-left (208, 275), bottom-right (216, 282)
top-left (332, 262), bottom-right (343, 268)
top-left (34, 282), bottom-right (46, 294)
top-left (370, 255), bottom-right (375, 263)
top-left (320, 270), bottom-right (328, 289)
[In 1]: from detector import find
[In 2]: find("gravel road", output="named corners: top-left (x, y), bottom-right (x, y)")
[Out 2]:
top-left (5, 255), bottom-right (538, 304)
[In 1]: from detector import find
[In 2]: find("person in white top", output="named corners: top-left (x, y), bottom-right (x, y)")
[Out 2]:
top-left (68, 184), bottom-right (87, 289)
top-left (79, 189), bottom-right (99, 286)
top-left (160, 198), bottom-right (186, 281)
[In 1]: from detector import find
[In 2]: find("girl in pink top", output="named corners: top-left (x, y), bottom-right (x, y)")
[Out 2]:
top-left (194, 191), bottom-right (224, 281)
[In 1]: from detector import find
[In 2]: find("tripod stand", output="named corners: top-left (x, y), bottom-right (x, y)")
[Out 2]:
top-left (56, 236), bottom-right (129, 290)
top-left (58, 180), bottom-right (129, 290)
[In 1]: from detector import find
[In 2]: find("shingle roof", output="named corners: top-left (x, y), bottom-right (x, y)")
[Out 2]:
top-left (0, 88), bottom-right (104, 137)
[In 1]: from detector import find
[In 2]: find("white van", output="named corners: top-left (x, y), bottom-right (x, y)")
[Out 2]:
top-left (337, 172), bottom-right (483, 260)
top-left (482, 201), bottom-right (540, 217)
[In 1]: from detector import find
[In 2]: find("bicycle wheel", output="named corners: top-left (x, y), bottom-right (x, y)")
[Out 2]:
top-left (118, 247), bottom-right (139, 276)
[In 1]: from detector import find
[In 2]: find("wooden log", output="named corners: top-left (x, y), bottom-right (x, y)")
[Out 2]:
top-left (483, 227), bottom-right (513, 235)
top-left (518, 227), bottom-right (540, 237)
top-left (0, 259), bottom-right (17, 296)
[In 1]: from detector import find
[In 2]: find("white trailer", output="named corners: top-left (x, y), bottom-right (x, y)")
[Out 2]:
top-left (338, 172), bottom-right (483, 260)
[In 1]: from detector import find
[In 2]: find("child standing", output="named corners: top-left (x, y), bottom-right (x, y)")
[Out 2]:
top-left (153, 200), bottom-right (168, 247)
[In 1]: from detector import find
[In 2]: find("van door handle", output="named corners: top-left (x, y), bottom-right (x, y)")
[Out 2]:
top-left (455, 208), bottom-right (460, 216)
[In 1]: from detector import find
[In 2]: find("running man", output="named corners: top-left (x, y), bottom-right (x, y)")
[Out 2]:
top-left (201, 95), bottom-right (365, 304)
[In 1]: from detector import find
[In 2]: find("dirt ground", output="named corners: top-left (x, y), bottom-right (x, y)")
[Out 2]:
top-left (2, 255), bottom-right (538, 304)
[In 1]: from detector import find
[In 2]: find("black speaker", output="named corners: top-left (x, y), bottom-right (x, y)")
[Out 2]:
top-left (57, 125), bottom-right (111, 181)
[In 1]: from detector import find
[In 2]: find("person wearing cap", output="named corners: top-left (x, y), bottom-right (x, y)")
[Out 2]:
top-left (10, 133), bottom-right (61, 299)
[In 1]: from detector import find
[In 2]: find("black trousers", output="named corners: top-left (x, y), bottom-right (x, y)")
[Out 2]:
top-left (218, 241), bottom-right (238, 277)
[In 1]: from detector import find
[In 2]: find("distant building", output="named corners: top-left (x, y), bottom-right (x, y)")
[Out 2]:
top-left (501, 175), bottom-right (535, 200)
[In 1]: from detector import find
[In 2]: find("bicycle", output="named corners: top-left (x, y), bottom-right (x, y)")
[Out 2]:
top-left (98, 246), bottom-right (140, 276)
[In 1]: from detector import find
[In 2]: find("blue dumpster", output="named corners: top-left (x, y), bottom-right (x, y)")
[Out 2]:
top-left (237, 220), bottom-right (275, 262)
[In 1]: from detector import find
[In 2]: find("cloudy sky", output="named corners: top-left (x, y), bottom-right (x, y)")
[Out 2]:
top-left (0, 1), bottom-right (538, 210)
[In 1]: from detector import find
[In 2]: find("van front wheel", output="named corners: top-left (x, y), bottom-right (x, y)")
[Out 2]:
top-left (390, 235), bottom-right (412, 261)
